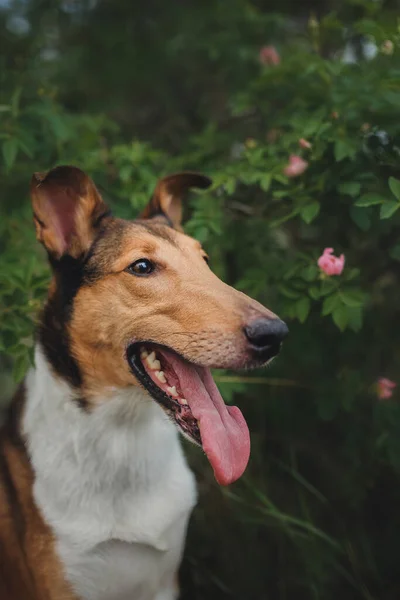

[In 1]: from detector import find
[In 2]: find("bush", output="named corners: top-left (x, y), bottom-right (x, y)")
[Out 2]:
top-left (1, 0), bottom-right (400, 597)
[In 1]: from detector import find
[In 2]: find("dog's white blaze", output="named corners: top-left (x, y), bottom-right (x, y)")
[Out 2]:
top-left (23, 345), bottom-right (197, 600)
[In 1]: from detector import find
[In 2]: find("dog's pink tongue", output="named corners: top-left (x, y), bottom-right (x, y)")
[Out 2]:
top-left (160, 351), bottom-right (250, 485)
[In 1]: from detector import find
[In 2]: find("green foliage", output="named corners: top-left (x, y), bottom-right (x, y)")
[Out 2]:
top-left (1, 0), bottom-right (400, 598)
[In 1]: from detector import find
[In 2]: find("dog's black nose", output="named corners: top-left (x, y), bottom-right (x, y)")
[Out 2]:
top-left (244, 318), bottom-right (288, 352)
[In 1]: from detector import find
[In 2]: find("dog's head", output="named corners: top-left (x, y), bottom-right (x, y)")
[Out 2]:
top-left (31, 166), bottom-right (288, 484)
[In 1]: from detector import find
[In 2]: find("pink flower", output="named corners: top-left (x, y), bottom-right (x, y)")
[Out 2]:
top-left (259, 45), bottom-right (280, 66)
top-left (283, 155), bottom-right (309, 178)
top-left (317, 248), bottom-right (345, 276)
top-left (299, 138), bottom-right (312, 149)
top-left (377, 377), bottom-right (397, 400)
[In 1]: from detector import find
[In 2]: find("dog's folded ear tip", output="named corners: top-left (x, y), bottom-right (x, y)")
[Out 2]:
top-left (160, 171), bottom-right (212, 193)
top-left (31, 171), bottom-right (46, 185)
top-left (196, 174), bottom-right (213, 189)
top-left (181, 172), bottom-right (212, 188)
top-left (31, 165), bottom-right (89, 187)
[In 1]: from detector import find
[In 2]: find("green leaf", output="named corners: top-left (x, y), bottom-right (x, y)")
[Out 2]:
top-left (301, 265), bottom-right (318, 282)
top-left (273, 190), bottom-right (289, 199)
top-left (273, 174), bottom-right (288, 185)
top-left (11, 87), bottom-right (22, 117)
top-left (332, 304), bottom-right (348, 331)
top-left (334, 140), bottom-right (354, 162)
top-left (389, 177), bottom-right (400, 201)
top-left (278, 284), bottom-right (301, 299)
top-left (322, 293), bottom-right (339, 316)
top-left (349, 206), bottom-right (371, 231)
top-left (347, 307), bottom-right (363, 332)
top-left (338, 182), bottom-right (361, 197)
top-left (389, 244), bottom-right (400, 261)
top-left (320, 278), bottom-right (337, 296)
top-left (17, 138), bottom-right (33, 158)
top-left (380, 201), bottom-right (400, 219)
top-left (194, 226), bottom-right (209, 243)
top-left (12, 352), bottom-right (30, 382)
top-left (309, 286), bottom-right (321, 300)
top-left (47, 113), bottom-right (70, 141)
top-left (224, 178), bottom-right (236, 195)
top-left (2, 138), bottom-right (18, 171)
top-left (260, 174), bottom-right (272, 192)
top-left (344, 267), bottom-right (361, 281)
top-left (295, 297), bottom-right (311, 323)
top-left (339, 289), bottom-right (365, 308)
top-left (354, 193), bottom-right (387, 207)
top-left (300, 202), bottom-right (320, 224)
top-left (119, 165), bottom-right (132, 182)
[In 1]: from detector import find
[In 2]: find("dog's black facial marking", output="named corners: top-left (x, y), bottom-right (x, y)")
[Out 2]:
top-left (39, 255), bottom-right (86, 389)
top-left (38, 218), bottom-right (117, 391)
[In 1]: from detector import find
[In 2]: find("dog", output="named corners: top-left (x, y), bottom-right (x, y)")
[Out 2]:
top-left (0, 166), bottom-right (288, 600)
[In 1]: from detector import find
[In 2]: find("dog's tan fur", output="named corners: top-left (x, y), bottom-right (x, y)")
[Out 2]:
top-left (70, 223), bottom-right (275, 398)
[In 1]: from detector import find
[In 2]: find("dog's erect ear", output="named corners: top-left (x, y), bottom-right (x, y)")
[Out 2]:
top-left (141, 172), bottom-right (212, 229)
top-left (30, 166), bottom-right (110, 259)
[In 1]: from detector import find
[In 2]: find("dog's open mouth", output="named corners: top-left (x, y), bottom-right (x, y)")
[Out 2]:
top-left (127, 343), bottom-right (250, 486)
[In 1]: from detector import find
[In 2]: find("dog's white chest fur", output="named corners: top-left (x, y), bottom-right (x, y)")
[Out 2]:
top-left (23, 347), bottom-right (197, 600)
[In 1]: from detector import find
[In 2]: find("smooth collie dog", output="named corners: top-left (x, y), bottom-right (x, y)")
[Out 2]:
top-left (0, 166), bottom-right (288, 600)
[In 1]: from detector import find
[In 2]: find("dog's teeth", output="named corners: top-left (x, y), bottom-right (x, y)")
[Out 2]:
top-left (155, 370), bottom-right (167, 384)
top-left (140, 349), bottom-right (149, 359)
top-left (167, 386), bottom-right (178, 397)
top-left (179, 398), bottom-right (188, 405)
top-left (145, 351), bottom-right (161, 370)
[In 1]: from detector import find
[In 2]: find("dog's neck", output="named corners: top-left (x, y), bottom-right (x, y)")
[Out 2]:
top-left (22, 345), bottom-right (197, 553)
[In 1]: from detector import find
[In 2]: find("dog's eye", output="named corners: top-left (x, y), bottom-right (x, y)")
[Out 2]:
top-left (127, 259), bottom-right (155, 276)
top-left (203, 255), bottom-right (210, 265)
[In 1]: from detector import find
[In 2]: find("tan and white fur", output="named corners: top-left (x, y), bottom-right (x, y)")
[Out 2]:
top-left (0, 166), bottom-right (287, 600)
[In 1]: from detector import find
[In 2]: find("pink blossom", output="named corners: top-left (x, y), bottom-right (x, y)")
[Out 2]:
top-left (283, 155), bottom-right (309, 178)
top-left (259, 45), bottom-right (280, 66)
top-left (377, 377), bottom-right (397, 400)
top-left (317, 248), bottom-right (345, 276)
top-left (299, 138), bottom-right (312, 149)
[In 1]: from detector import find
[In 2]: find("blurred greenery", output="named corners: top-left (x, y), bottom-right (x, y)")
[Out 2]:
top-left (2, 0), bottom-right (400, 598)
